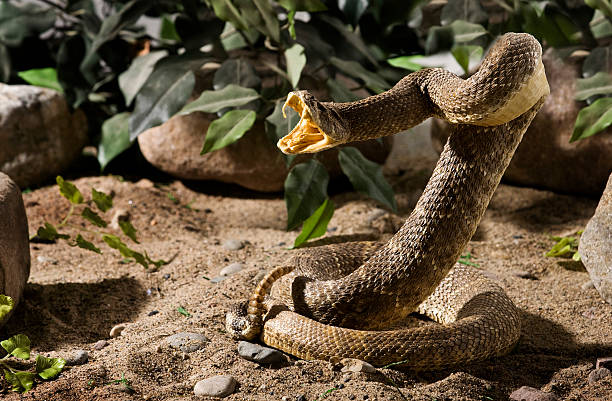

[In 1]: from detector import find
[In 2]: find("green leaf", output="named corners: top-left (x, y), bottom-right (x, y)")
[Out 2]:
top-left (449, 20), bottom-right (488, 43)
top-left (265, 102), bottom-right (298, 166)
top-left (252, 0), bottom-right (280, 42)
top-left (177, 306), bottom-right (191, 317)
top-left (330, 57), bottom-right (390, 93)
top-left (0, 295), bottom-right (14, 322)
top-left (285, 43), bottom-right (306, 88)
top-left (81, 207), bottom-right (107, 228)
top-left (118, 51), bottom-right (168, 106)
top-left (57, 176), bottom-right (84, 204)
top-left (318, 14), bottom-right (378, 66)
top-left (98, 112), bottom-right (132, 171)
top-left (92, 188), bottom-right (113, 212)
top-left (17, 68), bottom-right (63, 93)
top-left (1, 334), bottom-right (31, 360)
top-left (80, 0), bottom-right (153, 82)
top-left (279, 0), bottom-right (327, 12)
top-left (451, 45), bottom-right (483, 74)
top-left (284, 160), bottom-right (329, 230)
top-left (590, 10), bottom-right (612, 39)
top-left (213, 59), bottom-right (261, 91)
top-left (160, 15), bottom-right (181, 41)
top-left (287, 10), bottom-right (297, 39)
top-left (209, 0), bottom-right (249, 30)
top-left (201, 110), bottom-right (256, 154)
top-left (0, 2), bottom-right (55, 47)
top-left (338, 147), bottom-right (397, 212)
top-left (326, 78), bottom-right (362, 103)
top-left (338, 0), bottom-right (369, 26)
top-left (575, 72), bottom-right (612, 100)
top-left (74, 234), bottom-right (102, 254)
top-left (102, 234), bottom-right (149, 268)
top-left (36, 355), bottom-right (66, 380)
top-left (4, 369), bottom-right (34, 393)
top-left (582, 46), bottom-right (611, 78)
top-left (35, 222), bottom-right (70, 241)
top-left (545, 235), bottom-right (580, 258)
top-left (570, 98), bottom-right (612, 142)
top-left (387, 55), bottom-right (424, 71)
top-left (586, 0), bottom-right (612, 19)
top-left (292, 198), bottom-right (335, 248)
top-left (119, 221), bottom-right (139, 244)
top-left (178, 84), bottom-right (260, 115)
top-left (458, 253), bottom-right (480, 267)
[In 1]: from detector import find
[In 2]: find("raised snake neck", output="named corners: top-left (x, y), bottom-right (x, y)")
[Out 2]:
top-left (227, 33), bottom-right (550, 369)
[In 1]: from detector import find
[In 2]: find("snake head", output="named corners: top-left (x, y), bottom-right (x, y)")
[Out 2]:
top-left (277, 91), bottom-right (345, 154)
top-left (226, 301), bottom-right (262, 340)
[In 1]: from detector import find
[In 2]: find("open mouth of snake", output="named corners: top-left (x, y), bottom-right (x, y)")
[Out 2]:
top-left (277, 92), bottom-right (339, 154)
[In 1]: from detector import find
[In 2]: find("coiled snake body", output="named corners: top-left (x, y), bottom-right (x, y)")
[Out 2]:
top-left (226, 33), bottom-right (549, 370)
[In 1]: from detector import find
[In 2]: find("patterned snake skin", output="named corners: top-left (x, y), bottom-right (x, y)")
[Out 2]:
top-left (226, 33), bottom-right (550, 370)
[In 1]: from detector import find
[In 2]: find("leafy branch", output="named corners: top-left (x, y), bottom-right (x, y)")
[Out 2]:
top-left (32, 176), bottom-right (168, 270)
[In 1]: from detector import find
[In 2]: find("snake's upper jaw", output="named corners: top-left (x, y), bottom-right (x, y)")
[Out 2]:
top-left (277, 92), bottom-right (340, 154)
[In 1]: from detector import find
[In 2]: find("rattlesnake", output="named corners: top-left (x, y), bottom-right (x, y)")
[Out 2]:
top-left (226, 33), bottom-right (549, 370)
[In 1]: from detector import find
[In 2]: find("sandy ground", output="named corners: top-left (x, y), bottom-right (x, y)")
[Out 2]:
top-left (1, 130), bottom-right (611, 400)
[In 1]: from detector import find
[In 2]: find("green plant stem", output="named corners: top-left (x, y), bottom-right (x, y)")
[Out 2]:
top-left (57, 204), bottom-right (75, 228)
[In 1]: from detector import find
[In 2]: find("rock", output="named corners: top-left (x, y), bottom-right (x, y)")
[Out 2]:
top-left (579, 173), bottom-right (612, 304)
top-left (36, 255), bottom-right (57, 264)
top-left (340, 358), bottom-right (377, 373)
top-left (237, 341), bottom-right (285, 364)
top-left (65, 350), bottom-right (89, 365)
top-left (0, 173), bottom-right (30, 326)
top-left (0, 84), bottom-right (87, 188)
top-left (588, 367), bottom-right (611, 384)
top-left (138, 112), bottom-right (392, 193)
top-left (581, 280), bottom-right (595, 290)
top-left (110, 208), bottom-right (130, 230)
top-left (93, 340), bottom-right (108, 350)
top-left (512, 270), bottom-right (539, 280)
top-left (165, 332), bottom-right (209, 353)
top-left (219, 262), bottom-right (244, 276)
top-left (431, 48), bottom-right (612, 196)
top-left (596, 357), bottom-right (612, 370)
top-left (193, 375), bottom-right (236, 398)
top-left (222, 239), bottom-right (244, 251)
top-left (296, 395), bottom-right (307, 401)
top-left (148, 310), bottom-right (159, 316)
top-left (109, 324), bottom-right (126, 338)
top-left (509, 386), bottom-right (559, 401)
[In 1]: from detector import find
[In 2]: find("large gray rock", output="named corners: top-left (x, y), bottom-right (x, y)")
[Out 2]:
top-left (431, 48), bottom-right (612, 196)
top-left (0, 84), bottom-right (87, 188)
top-left (580, 173), bottom-right (612, 304)
top-left (0, 172), bottom-right (30, 325)
top-left (138, 114), bottom-right (392, 192)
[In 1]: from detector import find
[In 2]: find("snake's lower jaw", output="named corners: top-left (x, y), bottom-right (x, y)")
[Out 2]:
top-left (277, 92), bottom-right (340, 154)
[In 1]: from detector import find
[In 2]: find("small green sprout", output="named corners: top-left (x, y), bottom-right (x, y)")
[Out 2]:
top-left (459, 252), bottom-right (480, 267)
top-left (546, 231), bottom-right (582, 261)
top-left (106, 372), bottom-right (133, 392)
top-left (177, 307), bottom-right (191, 317)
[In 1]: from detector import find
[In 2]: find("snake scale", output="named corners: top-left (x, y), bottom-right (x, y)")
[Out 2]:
top-left (226, 33), bottom-right (550, 370)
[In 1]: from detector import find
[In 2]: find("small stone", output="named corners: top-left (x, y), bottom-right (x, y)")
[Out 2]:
top-left (509, 386), bottom-right (559, 401)
top-left (93, 340), bottom-right (108, 350)
top-left (110, 324), bottom-right (126, 338)
top-left (36, 255), bottom-right (57, 264)
top-left (193, 375), bottom-right (236, 398)
top-left (337, 383), bottom-right (345, 389)
top-left (165, 332), bottom-right (209, 353)
top-left (210, 276), bottom-right (227, 283)
top-left (64, 350), bottom-right (88, 365)
top-left (296, 395), bottom-right (307, 401)
top-left (223, 239), bottom-right (244, 251)
top-left (163, 273), bottom-right (171, 279)
top-left (238, 341), bottom-right (285, 364)
top-left (340, 358), bottom-right (377, 373)
top-left (512, 270), bottom-right (538, 280)
top-left (596, 357), bottom-right (612, 370)
top-left (135, 178), bottom-right (154, 188)
top-left (282, 397), bottom-right (289, 401)
top-left (148, 310), bottom-right (159, 316)
top-left (582, 280), bottom-right (595, 290)
top-left (220, 262), bottom-right (244, 276)
top-left (588, 367), bottom-right (611, 384)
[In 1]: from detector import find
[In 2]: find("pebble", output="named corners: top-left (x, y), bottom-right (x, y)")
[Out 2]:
top-left (219, 262), bottom-right (244, 276)
top-left (237, 341), bottom-right (285, 364)
top-left (223, 239), bottom-right (244, 251)
top-left (296, 395), bottom-right (307, 401)
top-left (509, 386), bottom-right (559, 401)
top-left (64, 350), bottom-right (89, 365)
top-left (135, 178), bottom-right (154, 188)
top-left (93, 340), bottom-right (108, 350)
top-left (163, 273), bottom-right (171, 279)
top-left (282, 397), bottom-right (289, 401)
top-left (340, 358), bottom-right (377, 373)
top-left (109, 324), bottom-right (126, 338)
top-left (36, 255), bottom-right (58, 264)
top-left (596, 357), bottom-right (612, 370)
top-left (582, 280), bottom-right (595, 290)
top-left (588, 367), bottom-right (611, 384)
top-left (193, 375), bottom-right (236, 398)
top-left (111, 208), bottom-right (130, 230)
top-left (210, 276), bottom-right (228, 283)
top-left (148, 310), bottom-right (159, 316)
top-left (165, 332), bottom-right (209, 353)
top-left (512, 270), bottom-right (538, 280)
